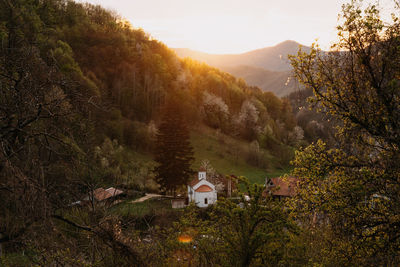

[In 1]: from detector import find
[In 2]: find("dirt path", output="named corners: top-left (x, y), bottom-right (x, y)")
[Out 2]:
top-left (131, 193), bottom-right (163, 203)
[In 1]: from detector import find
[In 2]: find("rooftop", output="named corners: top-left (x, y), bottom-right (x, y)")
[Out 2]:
top-left (195, 184), bottom-right (213, 192)
top-left (269, 177), bottom-right (298, 197)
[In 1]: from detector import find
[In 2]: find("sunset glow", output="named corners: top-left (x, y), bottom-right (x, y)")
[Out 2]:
top-left (80, 0), bottom-right (395, 53)
top-left (178, 234), bottom-right (193, 243)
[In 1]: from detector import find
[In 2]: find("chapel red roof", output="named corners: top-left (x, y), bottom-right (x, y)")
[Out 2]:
top-left (195, 185), bottom-right (213, 192)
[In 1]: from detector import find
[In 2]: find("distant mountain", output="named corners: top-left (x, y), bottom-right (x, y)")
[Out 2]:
top-left (173, 40), bottom-right (309, 96)
top-left (220, 65), bottom-right (299, 97)
top-left (174, 40), bottom-right (309, 72)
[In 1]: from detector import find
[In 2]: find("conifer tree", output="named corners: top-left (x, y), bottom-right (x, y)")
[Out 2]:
top-left (154, 98), bottom-right (194, 194)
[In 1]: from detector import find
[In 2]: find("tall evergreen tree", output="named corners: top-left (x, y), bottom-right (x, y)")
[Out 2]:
top-left (154, 98), bottom-right (194, 194)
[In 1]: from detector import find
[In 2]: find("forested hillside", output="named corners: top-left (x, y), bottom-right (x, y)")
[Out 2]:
top-left (2, 0), bottom-right (400, 265)
top-left (40, 1), bottom-right (298, 150)
top-left (0, 0), bottom-right (300, 263)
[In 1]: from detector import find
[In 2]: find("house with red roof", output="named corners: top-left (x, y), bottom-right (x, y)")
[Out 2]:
top-left (264, 176), bottom-right (299, 201)
top-left (81, 187), bottom-right (125, 205)
top-left (187, 167), bottom-right (217, 207)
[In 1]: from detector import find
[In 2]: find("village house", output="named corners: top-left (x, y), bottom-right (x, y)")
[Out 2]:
top-left (81, 187), bottom-right (125, 206)
top-left (264, 176), bottom-right (299, 200)
top-left (187, 167), bottom-right (217, 207)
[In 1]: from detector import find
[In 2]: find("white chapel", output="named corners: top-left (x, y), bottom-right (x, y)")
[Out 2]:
top-left (187, 167), bottom-right (217, 208)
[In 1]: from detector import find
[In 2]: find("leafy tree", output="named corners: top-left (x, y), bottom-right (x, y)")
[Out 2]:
top-left (0, 2), bottom-right (143, 264)
top-left (154, 97), bottom-right (194, 194)
top-left (287, 88), bottom-right (336, 143)
top-left (237, 100), bottom-right (260, 140)
top-left (155, 177), bottom-right (295, 267)
top-left (0, 0), bottom-right (84, 254)
top-left (288, 125), bottom-right (305, 146)
top-left (202, 91), bottom-right (230, 130)
top-left (211, 177), bottom-right (294, 267)
top-left (289, 0), bottom-right (400, 264)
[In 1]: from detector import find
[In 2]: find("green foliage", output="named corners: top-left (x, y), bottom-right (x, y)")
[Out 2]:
top-left (160, 177), bottom-right (296, 267)
top-left (191, 126), bottom-right (279, 184)
top-left (211, 177), bottom-right (294, 266)
top-left (94, 138), bottom-right (157, 190)
top-left (111, 198), bottom-right (174, 221)
top-left (289, 0), bottom-right (400, 264)
top-left (0, 0), bottom-right (298, 264)
top-left (52, 40), bottom-right (82, 74)
top-left (287, 88), bottom-right (335, 144)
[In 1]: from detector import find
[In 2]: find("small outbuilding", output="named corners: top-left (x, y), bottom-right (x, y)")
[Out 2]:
top-left (171, 197), bottom-right (187, 209)
top-left (83, 187), bottom-right (125, 205)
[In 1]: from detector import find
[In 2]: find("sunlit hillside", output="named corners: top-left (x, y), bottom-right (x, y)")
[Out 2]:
top-left (174, 40), bottom-right (310, 96)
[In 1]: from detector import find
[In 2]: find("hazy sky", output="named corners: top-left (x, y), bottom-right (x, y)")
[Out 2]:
top-left (78, 0), bottom-right (393, 54)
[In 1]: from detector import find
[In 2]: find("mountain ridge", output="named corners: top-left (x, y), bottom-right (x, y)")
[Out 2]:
top-left (220, 65), bottom-right (299, 97)
top-left (173, 40), bottom-right (308, 72)
top-left (173, 40), bottom-right (309, 96)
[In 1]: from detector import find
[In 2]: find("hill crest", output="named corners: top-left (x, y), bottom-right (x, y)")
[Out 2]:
top-left (173, 40), bottom-right (309, 96)
top-left (173, 40), bottom-right (307, 72)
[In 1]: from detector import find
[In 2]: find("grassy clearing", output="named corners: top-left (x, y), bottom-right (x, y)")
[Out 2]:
top-left (110, 198), bottom-right (173, 218)
top-left (190, 126), bottom-right (291, 184)
top-left (129, 125), bottom-right (292, 185)
top-left (110, 198), bottom-right (183, 229)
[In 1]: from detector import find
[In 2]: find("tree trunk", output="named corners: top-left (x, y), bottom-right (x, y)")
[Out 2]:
top-left (0, 233), bottom-right (3, 257)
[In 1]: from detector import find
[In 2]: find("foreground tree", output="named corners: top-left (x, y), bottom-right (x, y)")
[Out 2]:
top-left (154, 97), bottom-right (194, 194)
top-left (0, 0), bottom-right (84, 256)
top-left (290, 0), bottom-right (400, 264)
top-left (212, 178), bottom-right (294, 267)
top-left (155, 177), bottom-right (295, 267)
top-left (0, 1), bottom-right (145, 265)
